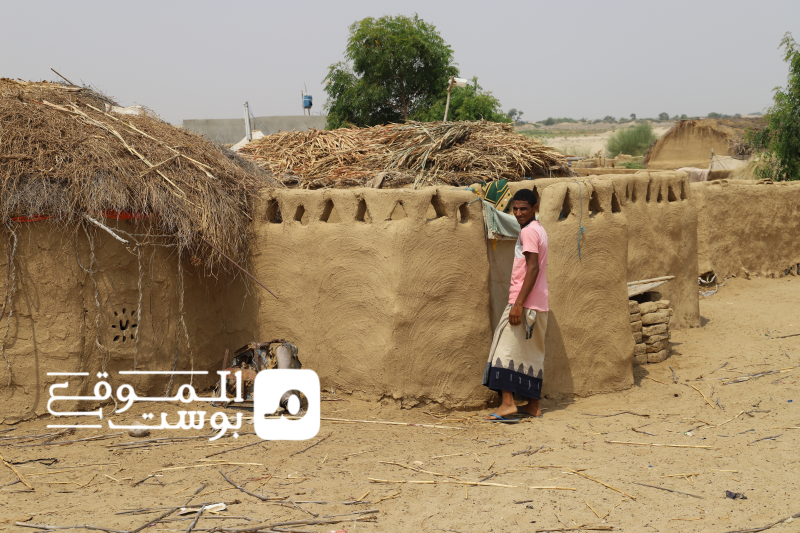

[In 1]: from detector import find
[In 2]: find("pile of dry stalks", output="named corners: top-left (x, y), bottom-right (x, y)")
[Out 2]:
top-left (0, 78), bottom-right (273, 268)
top-left (239, 120), bottom-right (570, 189)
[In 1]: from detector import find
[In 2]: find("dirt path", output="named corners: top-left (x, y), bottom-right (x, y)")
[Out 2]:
top-left (1, 277), bottom-right (799, 532)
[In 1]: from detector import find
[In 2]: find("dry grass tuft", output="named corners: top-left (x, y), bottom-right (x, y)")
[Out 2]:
top-left (239, 120), bottom-right (571, 189)
top-left (0, 78), bottom-right (274, 268)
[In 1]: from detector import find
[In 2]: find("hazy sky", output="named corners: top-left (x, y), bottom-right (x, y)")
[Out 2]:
top-left (3, 1), bottom-right (798, 124)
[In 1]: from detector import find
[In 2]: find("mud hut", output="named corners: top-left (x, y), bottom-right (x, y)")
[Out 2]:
top-left (0, 79), bottom-right (273, 422)
top-left (645, 117), bottom-right (765, 170)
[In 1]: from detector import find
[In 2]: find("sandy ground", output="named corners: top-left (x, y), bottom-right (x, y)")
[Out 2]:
top-left (2, 276), bottom-right (800, 533)
top-left (516, 122), bottom-right (673, 157)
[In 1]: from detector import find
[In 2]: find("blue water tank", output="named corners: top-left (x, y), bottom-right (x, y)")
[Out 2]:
top-left (302, 95), bottom-right (313, 109)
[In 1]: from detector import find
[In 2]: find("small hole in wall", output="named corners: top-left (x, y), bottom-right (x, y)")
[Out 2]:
top-left (667, 185), bottom-right (678, 202)
top-left (111, 307), bottom-right (137, 343)
top-left (646, 185), bottom-right (651, 203)
top-left (588, 190), bottom-right (603, 215)
top-left (389, 201), bottom-right (406, 220)
top-left (458, 203), bottom-right (469, 223)
top-left (611, 192), bottom-right (622, 213)
top-left (319, 199), bottom-right (339, 223)
top-left (355, 198), bottom-right (370, 222)
top-left (559, 190), bottom-right (571, 220)
top-left (630, 185), bottom-right (637, 203)
top-left (294, 205), bottom-right (307, 225)
top-left (680, 182), bottom-right (688, 200)
top-left (266, 198), bottom-right (282, 223)
top-left (657, 188), bottom-right (663, 202)
top-left (427, 194), bottom-right (447, 220)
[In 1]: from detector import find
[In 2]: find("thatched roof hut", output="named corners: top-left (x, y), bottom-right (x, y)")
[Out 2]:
top-left (644, 117), bottom-right (765, 170)
top-left (0, 78), bottom-right (273, 268)
top-left (238, 120), bottom-right (571, 189)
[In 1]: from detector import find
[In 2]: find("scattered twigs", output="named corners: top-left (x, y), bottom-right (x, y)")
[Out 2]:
top-left (14, 524), bottom-right (127, 533)
top-left (368, 478), bottom-right (517, 488)
top-left (631, 426), bottom-right (657, 436)
top-left (685, 383), bottom-right (717, 409)
top-left (129, 485), bottom-right (206, 533)
top-left (723, 366), bottom-right (799, 384)
top-left (183, 505), bottom-right (206, 533)
top-left (670, 366), bottom-right (678, 384)
top-left (632, 481), bottom-right (704, 499)
top-left (565, 468), bottom-right (635, 499)
top-left (512, 446), bottom-right (531, 456)
top-left (534, 526), bottom-right (613, 532)
top-left (219, 470), bottom-right (285, 502)
top-left (291, 433), bottom-right (331, 457)
top-left (321, 417), bottom-right (465, 429)
top-left (210, 510), bottom-right (378, 533)
top-left (21, 432), bottom-right (125, 447)
top-left (726, 510), bottom-right (800, 533)
top-left (206, 440), bottom-right (266, 458)
top-left (710, 362), bottom-right (729, 374)
top-left (748, 434), bottom-right (783, 445)
top-left (0, 452), bottom-right (34, 490)
top-left (774, 332), bottom-right (800, 339)
top-left (644, 376), bottom-right (668, 385)
top-left (377, 461), bottom-right (462, 481)
top-left (606, 441), bottom-right (712, 449)
top-left (582, 411), bottom-right (649, 418)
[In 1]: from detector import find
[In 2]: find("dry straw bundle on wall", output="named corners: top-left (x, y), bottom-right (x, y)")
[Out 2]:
top-left (0, 78), bottom-right (273, 268)
top-left (239, 120), bottom-right (571, 189)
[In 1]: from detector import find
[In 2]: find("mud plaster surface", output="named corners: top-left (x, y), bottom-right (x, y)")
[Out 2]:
top-left (0, 223), bottom-right (248, 423)
top-left (1, 277), bottom-right (799, 533)
top-left (695, 179), bottom-right (800, 278)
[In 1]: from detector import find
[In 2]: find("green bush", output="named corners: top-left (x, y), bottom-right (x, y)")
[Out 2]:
top-left (605, 123), bottom-right (657, 157)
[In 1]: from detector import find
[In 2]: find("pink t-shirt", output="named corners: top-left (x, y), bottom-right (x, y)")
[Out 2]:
top-left (508, 221), bottom-right (549, 311)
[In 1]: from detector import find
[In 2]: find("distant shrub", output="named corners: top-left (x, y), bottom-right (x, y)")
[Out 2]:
top-left (605, 122), bottom-right (657, 157)
top-left (541, 117), bottom-right (578, 126)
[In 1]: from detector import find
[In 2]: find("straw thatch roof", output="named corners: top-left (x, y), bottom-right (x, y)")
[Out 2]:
top-left (239, 120), bottom-right (571, 189)
top-left (645, 117), bottom-right (765, 169)
top-left (0, 78), bottom-right (274, 268)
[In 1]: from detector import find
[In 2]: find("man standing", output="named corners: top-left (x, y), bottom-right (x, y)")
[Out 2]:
top-left (483, 188), bottom-right (549, 421)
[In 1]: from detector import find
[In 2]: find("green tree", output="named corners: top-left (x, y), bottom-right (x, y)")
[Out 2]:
top-left (323, 14), bottom-right (458, 129)
top-left (413, 78), bottom-right (511, 123)
top-left (658, 112), bottom-right (669, 121)
top-left (748, 33), bottom-right (800, 181)
top-left (605, 122), bottom-right (657, 157)
top-left (630, 113), bottom-right (637, 121)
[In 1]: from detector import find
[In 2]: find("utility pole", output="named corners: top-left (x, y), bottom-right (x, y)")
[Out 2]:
top-left (243, 101), bottom-right (252, 142)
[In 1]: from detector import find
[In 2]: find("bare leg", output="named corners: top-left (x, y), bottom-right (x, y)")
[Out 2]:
top-left (484, 391), bottom-right (541, 419)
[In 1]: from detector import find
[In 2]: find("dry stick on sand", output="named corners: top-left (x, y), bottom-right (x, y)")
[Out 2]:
top-left (207, 510), bottom-right (379, 533)
top-left (0, 452), bottom-right (34, 490)
top-left (670, 366), bottom-right (678, 384)
top-left (723, 366), bottom-right (799, 385)
top-left (206, 439), bottom-right (267, 458)
top-left (565, 468), bottom-right (635, 499)
top-left (219, 470), bottom-right (287, 502)
top-left (129, 485), bottom-right (206, 533)
top-left (534, 527), bottom-right (614, 532)
top-left (686, 384), bottom-right (717, 409)
top-left (748, 434), bottom-right (783, 445)
top-left (368, 478), bottom-right (518, 488)
top-left (606, 441), bottom-right (713, 449)
top-left (632, 481), bottom-right (705, 499)
top-left (581, 411), bottom-right (649, 418)
top-left (727, 510), bottom-right (800, 533)
top-left (322, 417), bottom-right (465, 429)
top-left (290, 432), bottom-right (331, 457)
